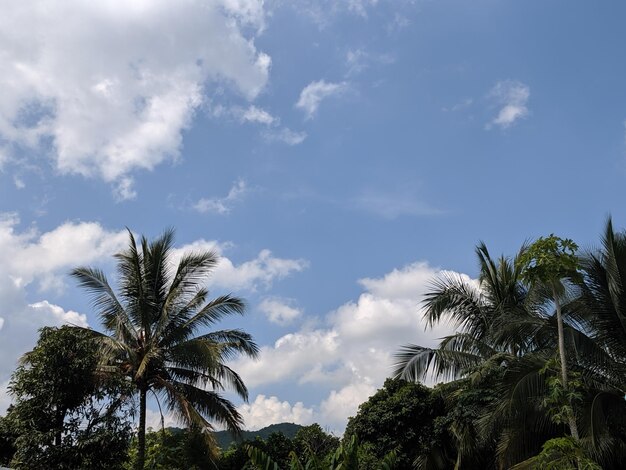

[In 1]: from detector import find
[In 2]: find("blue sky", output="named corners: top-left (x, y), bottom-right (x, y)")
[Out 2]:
top-left (1, 0), bottom-right (626, 432)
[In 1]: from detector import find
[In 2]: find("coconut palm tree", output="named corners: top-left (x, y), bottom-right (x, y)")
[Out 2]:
top-left (394, 242), bottom-right (534, 383)
top-left (71, 228), bottom-right (259, 470)
top-left (395, 234), bottom-right (626, 468)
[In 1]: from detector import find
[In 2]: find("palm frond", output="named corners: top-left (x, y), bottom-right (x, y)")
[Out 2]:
top-left (394, 343), bottom-right (482, 382)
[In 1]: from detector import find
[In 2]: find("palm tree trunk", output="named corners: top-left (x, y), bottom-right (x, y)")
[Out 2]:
top-left (136, 384), bottom-right (147, 470)
top-left (553, 288), bottom-right (579, 441)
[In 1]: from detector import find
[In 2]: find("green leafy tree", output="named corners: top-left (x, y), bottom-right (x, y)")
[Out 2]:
top-left (7, 326), bottom-right (132, 469)
top-left (246, 435), bottom-right (398, 470)
top-left (392, 241), bottom-right (597, 466)
top-left (292, 424), bottom-right (339, 466)
top-left (126, 426), bottom-right (216, 470)
top-left (518, 234), bottom-right (581, 440)
top-left (263, 432), bottom-right (296, 468)
top-left (344, 378), bottom-right (446, 469)
top-left (512, 437), bottom-right (602, 470)
top-left (0, 410), bottom-right (18, 466)
top-left (71, 228), bottom-right (259, 469)
top-left (217, 440), bottom-right (254, 470)
top-left (393, 243), bottom-right (555, 464)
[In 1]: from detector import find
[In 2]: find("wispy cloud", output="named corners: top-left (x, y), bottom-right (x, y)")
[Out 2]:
top-left (192, 179), bottom-right (248, 215)
top-left (262, 127), bottom-right (308, 146)
top-left (486, 80), bottom-right (530, 129)
top-left (441, 98), bottom-right (473, 113)
top-left (296, 80), bottom-right (348, 119)
top-left (236, 105), bottom-right (277, 125)
top-left (352, 189), bottom-right (441, 219)
top-left (345, 49), bottom-right (395, 77)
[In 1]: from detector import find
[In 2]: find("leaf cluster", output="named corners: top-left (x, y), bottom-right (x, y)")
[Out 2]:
top-left (5, 326), bottom-right (133, 469)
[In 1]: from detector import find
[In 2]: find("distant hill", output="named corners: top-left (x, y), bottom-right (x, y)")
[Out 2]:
top-left (214, 422), bottom-right (303, 449)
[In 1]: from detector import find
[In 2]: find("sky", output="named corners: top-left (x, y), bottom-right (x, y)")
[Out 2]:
top-left (1, 0), bottom-right (626, 434)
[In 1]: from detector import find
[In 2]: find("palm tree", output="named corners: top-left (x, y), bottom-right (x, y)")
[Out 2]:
top-left (394, 243), bottom-right (533, 383)
top-left (71, 228), bottom-right (259, 470)
top-left (395, 235), bottom-right (626, 468)
top-left (393, 243), bottom-right (558, 467)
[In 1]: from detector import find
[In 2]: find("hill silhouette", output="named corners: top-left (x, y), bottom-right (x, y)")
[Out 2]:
top-left (164, 422), bottom-right (304, 450)
top-left (214, 422), bottom-right (303, 449)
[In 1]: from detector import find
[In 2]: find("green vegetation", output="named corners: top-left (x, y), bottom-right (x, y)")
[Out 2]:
top-left (395, 219), bottom-right (626, 468)
top-left (1, 221), bottom-right (626, 468)
top-left (70, 229), bottom-right (259, 469)
top-left (213, 422), bottom-right (303, 449)
top-left (2, 326), bottom-right (132, 469)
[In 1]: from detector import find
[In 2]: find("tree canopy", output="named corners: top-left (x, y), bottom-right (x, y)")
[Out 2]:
top-left (6, 326), bottom-right (132, 470)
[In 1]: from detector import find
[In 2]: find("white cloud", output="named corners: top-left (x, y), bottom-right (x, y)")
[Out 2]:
top-left (262, 127), bottom-right (308, 145)
top-left (238, 395), bottom-right (315, 430)
top-left (0, 216), bottom-right (310, 414)
top-left (28, 301), bottom-right (88, 328)
top-left (193, 179), bottom-right (248, 215)
top-left (0, 216), bottom-right (127, 413)
top-left (320, 382), bottom-right (376, 428)
top-left (296, 80), bottom-right (348, 119)
top-left (486, 80), bottom-right (530, 129)
top-left (0, 213), bottom-right (127, 291)
top-left (170, 240), bottom-right (309, 292)
top-left (347, 0), bottom-right (380, 17)
top-left (212, 249), bottom-right (309, 291)
top-left (0, 1), bottom-right (270, 198)
top-left (289, 0), bottom-right (385, 27)
top-left (239, 105), bottom-right (276, 125)
top-left (231, 261), bottom-right (460, 431)
top-left (259, 297), bottom-right (303, 325)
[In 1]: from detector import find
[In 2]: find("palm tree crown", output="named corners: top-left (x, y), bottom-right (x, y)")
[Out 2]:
top-left (71, 228), bottom-right (259, 469)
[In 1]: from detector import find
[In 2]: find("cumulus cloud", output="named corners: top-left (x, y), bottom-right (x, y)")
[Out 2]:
top-left (296, 80), bottom-right (348, 119)
top-left (259, 297), bottom-right (303, 325)
top-left (0, 215), bottom-right (309, 414)
top-left (169, 240), bottom-right (309, 292)
top-left (0, 213), bottom-right (127, 291)
top-left (486, 80), bottom-right (530, 129)
top-left (211, 249), bottom-right (309, 291)
top-left (231, 261), bottom-right (462, 431)
top-left (0, 217), bottom-right (127, 413)
top-left (0, 0), bottom-right (270, 198)
top-left (28, 301), bottom-right (88, 328)
top-left (193, 179), bottom-right (248, 215)
top-left (238, 395), bottom-right (315, 430)
top-left (320, 382), bottom-right (377, 427)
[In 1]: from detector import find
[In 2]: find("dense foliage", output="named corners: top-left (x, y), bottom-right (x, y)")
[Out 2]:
top-left (344, 378), bottom-right (445, 469)
top-left (125, 426), bottom-right (216, 470)
top-left (395, 219), bottom-right (626, 468)
top-left (4, 326), bottom-right (132, 469)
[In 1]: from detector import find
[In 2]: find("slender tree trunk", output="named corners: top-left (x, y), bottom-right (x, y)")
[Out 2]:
top-left (553, 287), bottom-right (580, 441)
top-left (136, 384), bottom-right (147, 470)
top-left (54, 408), bottom-right (64, 447)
